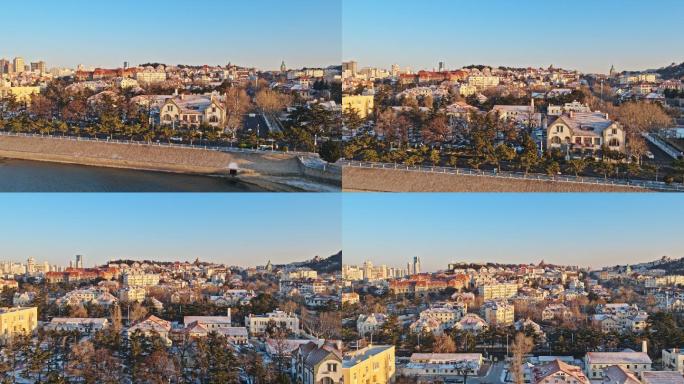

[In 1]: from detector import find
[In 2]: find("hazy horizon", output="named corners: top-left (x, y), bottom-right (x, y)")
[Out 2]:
top-left (0, 0), bottom-right (341, 70)
top-left (343, 0), bottom-right (684, 74)
top-left (0, 194), bottom-right (341, 268)
top-left (343, 194), bottom-right (684, 272)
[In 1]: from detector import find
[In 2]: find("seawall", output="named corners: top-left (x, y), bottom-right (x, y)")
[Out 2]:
top-left (343, 167), bottom-right (647, 192)
top-left (0, 135), bottom-right (306, 177)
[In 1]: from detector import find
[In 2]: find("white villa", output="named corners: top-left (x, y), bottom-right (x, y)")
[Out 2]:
top-left (547, 111), bottom-right (626, 154)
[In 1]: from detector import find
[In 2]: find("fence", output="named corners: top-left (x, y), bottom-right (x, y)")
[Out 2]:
top-left (341, 160), bottom-right (684, 192)
top-left (0, 130), bottom-right (314, 157)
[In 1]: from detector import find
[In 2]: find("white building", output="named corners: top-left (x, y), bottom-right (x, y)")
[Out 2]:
top-left (44, 318), bottom-right (109, 334)
top-left (357, 313), bottom-right (387, 335)
top-left (123, 270), bottom-right (160, 287)
top-left (584, 349), bottom-right (652, 380)
top-left (245, 310), bottom-right (300, 337)
top-left (547, 112), bottom-right (626, 154)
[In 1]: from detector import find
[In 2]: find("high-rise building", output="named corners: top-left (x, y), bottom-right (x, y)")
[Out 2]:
top-left (413, 256), bottom-right (421, 275)
top-left (0, 59), bottom-right (9, 75)
top-left (362, 260), bottom-right (373, 280)
top-left (13, 57), bottom-right (25, 73)
top-left (30, 61), bottom-right (46, 74)
top-left (280, 60), bottom-right (286, 73)
top-left (391, 64), bottom-right (400, 77)
top-left (438, 61), bottom-right (445, 72)
top-left (342, 61), bottom-right (357, 75)
top-left (75, 255), bottom-right (83, 269)
top-left (26, 257), bottom-right (36, 274)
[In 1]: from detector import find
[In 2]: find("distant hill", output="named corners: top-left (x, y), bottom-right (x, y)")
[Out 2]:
top-left (645, 256), bottom-right (684, 274)
top-left (652, 62), bottom-right (684, 80)
top-left (279, 251), bottom-right (341, 274)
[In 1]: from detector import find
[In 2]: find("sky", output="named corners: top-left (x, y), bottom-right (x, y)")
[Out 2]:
top-left (343, 194), bottom-right (684, 271)
top-left (343, 0), bottom-right (684, 74)
top-left (0, 194), bottom-right (341, 267)
top-left (1, 0), bottom-right (341, 70)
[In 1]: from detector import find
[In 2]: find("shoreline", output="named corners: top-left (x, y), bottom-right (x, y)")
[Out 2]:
top-left (343, 167), bottom-right (650, 192)
top-left (0, 135), bottom-right (340, 192)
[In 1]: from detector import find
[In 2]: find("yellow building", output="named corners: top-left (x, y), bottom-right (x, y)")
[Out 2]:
top-left (342, 94), bottom-right (374, 119)
top-left (343, 345), bottom-right (395, 384)
top-left (0, 307), bottom-right (38, 338)
top-left (0, 86), bottom-right (41, 103)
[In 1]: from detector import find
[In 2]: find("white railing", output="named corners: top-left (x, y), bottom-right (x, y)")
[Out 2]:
top-left (340, 160), bottom-right (684, 192)
top-left (644, 132), bottom-right (683, 160)
top-left (0, 130), bottom-right (315, 156)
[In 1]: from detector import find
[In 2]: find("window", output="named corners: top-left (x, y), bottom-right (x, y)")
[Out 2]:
top-left (609, 138), bottom-right (620, 147)
top-left (556, 125), bottom-right (564, 133)
top-left (612, 128), bottom-right (617, 134)
top-left (551, 136), bottom-right (561, 144)
top-left (167, 105), bottom-right (173, 111)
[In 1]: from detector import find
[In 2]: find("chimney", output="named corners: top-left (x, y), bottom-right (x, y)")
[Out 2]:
top-left (642, 340), bottom-right (648, 354)
top-left (605, 113), bottom-right (609, 119)
top-left (569, 111), bottom-right (574, 118)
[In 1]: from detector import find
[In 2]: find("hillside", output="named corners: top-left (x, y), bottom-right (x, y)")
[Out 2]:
top-left (646, 256), bottom-right (684, 274)
top-left (651, 62), bottom-right (684, 80)
top-left (279, 251), bottom-right (342, 274)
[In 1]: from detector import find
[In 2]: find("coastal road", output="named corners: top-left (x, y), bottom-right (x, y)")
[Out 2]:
top-left (471, 361), bottom-right (505, 383)
top-left (243, 113), bottom-right (269, 138)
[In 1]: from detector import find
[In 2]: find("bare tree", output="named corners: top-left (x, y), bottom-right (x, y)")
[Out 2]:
top-left (509, 333), bottom-right (534, 384)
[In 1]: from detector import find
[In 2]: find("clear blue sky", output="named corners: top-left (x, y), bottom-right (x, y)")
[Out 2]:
top-left (343, 194), bottom-right (684, 271)
top-left (1, 0), bottom-right (341, 70)
top-left (0, 194), bottom-right (341, 267)
top-left (343, 0), bottom-right (684, 74)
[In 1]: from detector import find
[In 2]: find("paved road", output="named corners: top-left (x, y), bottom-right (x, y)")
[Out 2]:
top-left (243, 113), bottom-right (269, 138)
top-left (470, 361), bottom-right (505, 384)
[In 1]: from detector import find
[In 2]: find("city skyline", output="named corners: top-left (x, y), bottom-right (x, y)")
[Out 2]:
top-left (0, 0), bottom-right (341, 70)
top-left (0, 194), bottom-right (341, 267)
top-left (343, 0), bottom-right (684, 74)
top-left (343, 194), bottom-right (684, 271)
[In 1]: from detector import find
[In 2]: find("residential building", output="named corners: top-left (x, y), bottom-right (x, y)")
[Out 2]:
top-left (342, 95), bottom-right (374, 119)
top-left (341, 292), bottom-right (360, 305)
top-left (357, 313), bottom-right (387, 335)
top-left (183, 311), bottom-right (232, 331)
top-left (641, 371), bottom-right (684, 384)
top-left (601, 365), bottom-right (641, 384)
top-left (13, 57), bottom-right (25, 73)
top-left (478, 283), bottom-right (518, 300)
top-left (584, 350), bottom-right (652, 379)
top-left (547, 101), bottom-right (591, 116)
top-left (531, 359), bottom-right (590, 384)
top-left (119, 287), bottom-right (146, 302)
top-left (454, 313), bottom-right (488, 334)
top-left (482, 300), bottom-right (515, 326)
top-left (343, 345), bottom-right (395, 384)
top-left (662, 348), bottom-right (684, 374)
top-left (293, 341), bottom-right (343, 384)
top-left (44, 318), bottom-right (109, 334)
top-left (0, 307), bottom-right (38, 338)
top-left (245, 310), bottom-right (300, 336)
top-left (160, 94), bottom-right (226, 128)
top-left (400, 353), bottom-right (482, 380)
top-left (123, 270), bottom-right (160, 287)
top-left (127, 315), bottom-right (172, 346)
top-left (547, 112), bottom-right (626, 154)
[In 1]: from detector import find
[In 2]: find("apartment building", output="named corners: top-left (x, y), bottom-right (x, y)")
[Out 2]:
top-left (342, 94), bottom-right (374, 119)
top-left (123, 270), bottom-right (160, 287)
top-left (482, 300), bottom-right (515, 326)
top-left (478, 283), bottom-right (518, 300)
top-left (343, 345), bottom-right (395, 384)
top-left (0, 307), bottom-right (38, 338)
top-left (245, 310), bottom-right (300, 336)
